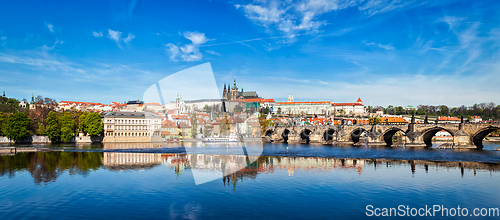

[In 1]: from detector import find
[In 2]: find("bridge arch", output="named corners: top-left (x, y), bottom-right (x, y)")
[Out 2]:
top-left (300, 128), bottom-right (313, 143)
top-left (323, 128), bottom-right (336, 142)
top-left (265, 129), bottom-right (273, 137)
top-left (472, 126), bottom-right (500, 149)
top-left (421, 127), bottom-right (455, 147)
top-left (350, 128), bottom-right (368, 144)
top-left (381, 127), bottom-right (406, 146)
top-left (281, 129), bottom-right (290, 143)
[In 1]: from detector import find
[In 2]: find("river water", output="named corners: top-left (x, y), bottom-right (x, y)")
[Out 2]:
top-left (1, 142), bottom-right (500, 219)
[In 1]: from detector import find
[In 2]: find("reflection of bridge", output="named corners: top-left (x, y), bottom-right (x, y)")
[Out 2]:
top-left (265, 120), bottom-right (500, 148)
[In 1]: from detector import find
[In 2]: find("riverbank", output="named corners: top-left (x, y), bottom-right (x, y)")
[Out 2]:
top-left (0, 146), bottom-right (59, 155)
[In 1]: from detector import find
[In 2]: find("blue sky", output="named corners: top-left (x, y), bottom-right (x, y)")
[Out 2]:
top-left (0, 0), bottom-right (499, 107)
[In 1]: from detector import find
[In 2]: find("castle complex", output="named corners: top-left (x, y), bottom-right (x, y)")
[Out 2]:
top-left (222, 78), bottom-right (259, 100)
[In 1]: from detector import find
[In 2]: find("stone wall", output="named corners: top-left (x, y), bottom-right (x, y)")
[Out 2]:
top-left (0, 136), bottom-right (51, 144)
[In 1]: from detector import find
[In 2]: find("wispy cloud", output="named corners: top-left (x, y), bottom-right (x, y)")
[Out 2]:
top-left (236, 0), bottom-right (422, 38)
top-left (107, 29), bottom-right (135, 49)
top-left (438, 16), bottom-right (466, 30)
top-left (0, 51), bottom-right (85, 76)
top-left (362, 40), bottom-right (395, 51)
top-left (47, 23), bottom-right (54, 33)
top-left (165, 31), bottom-right (211, 61)
top-left (93, 31), bottom-right (103, 37)
top-left (358, 0), bottom-right (420, 16)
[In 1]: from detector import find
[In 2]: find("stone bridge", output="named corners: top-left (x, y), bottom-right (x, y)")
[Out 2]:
top-left (264, 120), bottom-right (500, 149)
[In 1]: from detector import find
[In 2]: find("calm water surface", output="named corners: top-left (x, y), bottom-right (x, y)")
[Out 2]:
top-left (1, 143), bottom-right (500, 219)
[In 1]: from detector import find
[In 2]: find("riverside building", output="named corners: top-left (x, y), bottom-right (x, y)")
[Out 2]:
top-left (102, 111), bottom-right (162, 143)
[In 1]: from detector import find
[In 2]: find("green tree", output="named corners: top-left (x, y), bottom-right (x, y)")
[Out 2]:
top-left (203, 104), bottom-right (210, 113)
top-left (234, 105), bottom-right (243, 113)
top-left (369, 117), bottom-right (382, 125)
top-left (190, 112), bottom-right (198, 138)
top-left (37, 123), bottom-right (45, 136)
top-left (5, 112), bottom-right (31, 141)
top-left (258, 112), bottom-right (270, 136)
top-left (60, 112), bottom-right (76, 142)
top-left (0, 112), bottom-right (6, 136)
top-left (45, 111), bottom-right (61, 142)
top-left (78, 111), bottom-right (89, 134)
top-left (219, 114), bottom-right (228, 135)
top-left (86, 113), bottom-right (103, 137)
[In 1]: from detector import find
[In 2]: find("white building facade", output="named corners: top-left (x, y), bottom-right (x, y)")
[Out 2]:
top-left (103, 111), bottom-right (162, 143)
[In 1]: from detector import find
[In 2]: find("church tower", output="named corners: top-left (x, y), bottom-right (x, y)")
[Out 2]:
top-left (230, 78), bottom-right (239, 100)
top-left (223, 84), bottom-right (228, 100)
top-left (288, 94), bottom-right (294, 102)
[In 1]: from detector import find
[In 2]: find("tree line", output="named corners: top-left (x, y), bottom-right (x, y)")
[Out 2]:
top-left (0, 111), bottom-right (103, 142)
top-left (0, 95), bottom-right (104, 142)
top-left (368, 102), bottom-right (500, 120)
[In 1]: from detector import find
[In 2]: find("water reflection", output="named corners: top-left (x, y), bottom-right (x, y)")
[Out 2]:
top-left (103, 152), bottom-right (162, 171)
top-left (0, 152), bottom-right (101, 185)
top-left (1, 152), bottom-right (500, 186)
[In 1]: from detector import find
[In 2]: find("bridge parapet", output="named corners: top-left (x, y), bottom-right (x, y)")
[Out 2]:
top-left (267, 122), bottom-right (500, 149)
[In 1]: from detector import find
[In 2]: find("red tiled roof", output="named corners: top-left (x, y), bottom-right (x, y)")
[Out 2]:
top-left (276, 101), bottom-right (332, 105)
top-left (332, 103), bottom-right (363, 106)
top-left (59, 101), bottom-right (104, 106)
top-left (171, 115), bottom-right (189, 120)
top-left (356, 98), bottom-right (362, 102)
top-left (379, 117), bottom-right (409, 123)
top-left (243, 98), bottom-right (275, 103)
top-left (162, 120), bottom-right (176, 127)
top-left (438, 116), bottom-right (460, 121)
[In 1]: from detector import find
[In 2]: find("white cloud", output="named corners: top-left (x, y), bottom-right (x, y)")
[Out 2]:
top-left (236, 0), bottom-right (420, 37)
top-left (165, 31), bottom-right (211, 62)
top-left (363, 40), bottom-right (395, 50)
top-left (47, 24), bottom-right (54, 33)
top-left (438, 16), bottom-right (466, 30)
top-left (358, 0), bottom-right (419, 16)
top-left (1, 36), bottom-right (6, 40)
top-left (0, 51), bottom-right (85, 76)
top-left (93, 31), bottom-right (103, 37)
top-left (123, 33), bottom-right (135, 43)
top-left (107, 29), bottom-right (135, 49)
top-left (108, 29), bottom-right (122, 42)
top-left (183, 32), bottom-right (208, 45)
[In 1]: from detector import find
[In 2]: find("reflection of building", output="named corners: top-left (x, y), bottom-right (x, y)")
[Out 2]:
top-left (162, 154), bottom-right (365, 180)
top-left (102, 111), bottom-right (162, 143)
top-left (103, 152), bottom-right (162, 170)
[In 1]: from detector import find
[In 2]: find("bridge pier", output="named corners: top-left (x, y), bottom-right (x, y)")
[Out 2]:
top-left (366, 126), bottom-right (386, 146)
top-left (336, 127), bottom-right (354, 146)
top-left (287, 131), bottom-right (302, 143)
top-left (453, 128), bottom-right (476, 149)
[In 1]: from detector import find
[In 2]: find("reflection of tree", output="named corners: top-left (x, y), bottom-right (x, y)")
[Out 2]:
top-left (0, 152), bottom-right (102, 185)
